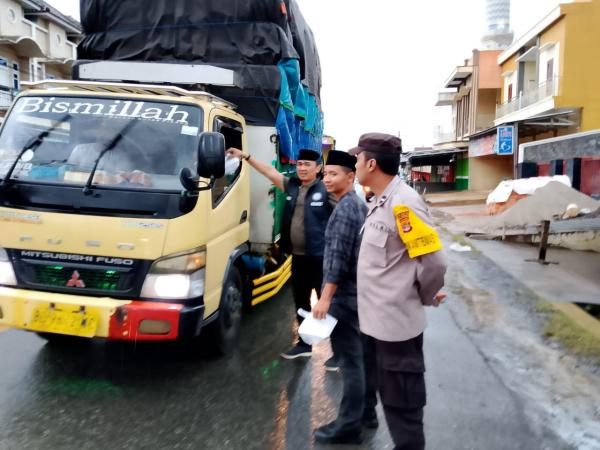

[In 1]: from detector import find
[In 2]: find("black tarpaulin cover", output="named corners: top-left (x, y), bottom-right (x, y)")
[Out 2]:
top-left (77, 0), bottom-right (322, 124)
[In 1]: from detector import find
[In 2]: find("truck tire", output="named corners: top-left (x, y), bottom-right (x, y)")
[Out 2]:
top-left (205, 266), bottom-right (243, 356)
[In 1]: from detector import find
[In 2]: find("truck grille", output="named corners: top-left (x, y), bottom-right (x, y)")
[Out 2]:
top-left (31, 265), bottom-right (124, 291)
top-left (10, 250), bottom-right (150, 297)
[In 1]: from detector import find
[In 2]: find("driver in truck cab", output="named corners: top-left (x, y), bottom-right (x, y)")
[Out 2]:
top-left (67, 120), bottom-right (152, 187)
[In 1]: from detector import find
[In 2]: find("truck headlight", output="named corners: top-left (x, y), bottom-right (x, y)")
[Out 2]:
top-left (0, 248), bottom-right (17, 286)
top-left (140, 249), bottom-right (206, 300)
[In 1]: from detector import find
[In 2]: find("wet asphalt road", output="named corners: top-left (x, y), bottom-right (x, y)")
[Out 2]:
top-left (0, 242), bottom-right (584, 450)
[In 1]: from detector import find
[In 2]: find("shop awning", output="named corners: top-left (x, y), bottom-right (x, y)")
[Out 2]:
top-left (521, 108), bottom-right (580, 127)
top-left (444, 66), bottom-right (473, 89)
top-left (407, 148), bottom-right (467, 166)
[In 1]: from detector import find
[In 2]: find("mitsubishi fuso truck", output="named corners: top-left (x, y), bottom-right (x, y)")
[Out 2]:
top-left (0, 0), bottom-right (324, 355)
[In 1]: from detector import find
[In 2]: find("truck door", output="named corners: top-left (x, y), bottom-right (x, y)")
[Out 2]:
top-left (202, 113), bottom-right (250, 316)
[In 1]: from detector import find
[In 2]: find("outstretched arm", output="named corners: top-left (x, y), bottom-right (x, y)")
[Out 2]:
top-left (226, 147), bottom-right (285, 192)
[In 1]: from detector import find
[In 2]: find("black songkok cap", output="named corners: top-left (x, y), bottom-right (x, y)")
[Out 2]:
top-left (325, 150), bottom-right (357, 171)
top-left (298, 149), bottom-right (320, 161)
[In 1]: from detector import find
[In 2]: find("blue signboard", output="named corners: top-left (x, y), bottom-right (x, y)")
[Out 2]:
top-left (496, 125), bottom-right (514, 155)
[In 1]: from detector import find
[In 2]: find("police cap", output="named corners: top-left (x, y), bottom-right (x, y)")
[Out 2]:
top-left (349, 133), bottom-right (402, 156)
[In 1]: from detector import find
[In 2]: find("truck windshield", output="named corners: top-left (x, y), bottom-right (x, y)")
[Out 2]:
top-left (0, 96), bottom-right (203, 191)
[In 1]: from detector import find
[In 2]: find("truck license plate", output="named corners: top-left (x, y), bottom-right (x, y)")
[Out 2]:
top-left (29, 305), bottom-right (98, 338)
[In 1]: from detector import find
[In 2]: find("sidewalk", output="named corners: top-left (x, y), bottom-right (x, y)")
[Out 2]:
top-left (472, 239), bottom-right (600, 305)
top-left (434, 204), bottom-right (600, 306)
top-left (425, 190), bottom-right (490, 207)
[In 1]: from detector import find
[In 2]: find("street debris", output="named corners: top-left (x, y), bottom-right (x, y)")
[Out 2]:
top-left (486, 175), bottom-right (571, 215)
top-left (450, 242), bottom-right (473, 252)
top-left (562, 203), bottom-right (581, 220)
top-left (463, 182), bottom-right (600, 252)
top-left (484, 181), bottom-right (600, 230)
top-left (587, 207), bottom-right (600, 219)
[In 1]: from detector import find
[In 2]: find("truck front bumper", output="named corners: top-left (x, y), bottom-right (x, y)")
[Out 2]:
top-left (0, 287), bottom-right (204, 341)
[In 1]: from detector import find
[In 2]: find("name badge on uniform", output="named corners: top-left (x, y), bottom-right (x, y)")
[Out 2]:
top-left (393, 205), bottom-right (442, 258)
top-left (310, 192), bottom-right (323, 207)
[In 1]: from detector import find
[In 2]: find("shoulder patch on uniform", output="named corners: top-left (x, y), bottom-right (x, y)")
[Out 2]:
top-left (393, 205), bottom-right (442, 258)
top-left (395, 208), bottom-right (413, 233)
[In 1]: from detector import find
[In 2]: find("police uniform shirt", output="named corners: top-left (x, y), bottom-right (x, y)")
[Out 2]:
top-left (357, 176), bottom-right (447, 342)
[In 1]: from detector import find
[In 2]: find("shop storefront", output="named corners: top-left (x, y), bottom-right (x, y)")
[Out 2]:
top-left (408, 148), bottom-right (468, 192)
top-left (468, 128), bottom-right (514, 191)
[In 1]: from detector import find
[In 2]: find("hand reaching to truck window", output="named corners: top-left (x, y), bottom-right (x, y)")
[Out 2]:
top-left (226, 147), bottom-right (244, 160)
top-left (226, 147), bottom-right (285, 192)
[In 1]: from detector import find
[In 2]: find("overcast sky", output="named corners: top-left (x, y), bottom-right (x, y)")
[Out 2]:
top-left (47, 0), bottom-right (562, 151)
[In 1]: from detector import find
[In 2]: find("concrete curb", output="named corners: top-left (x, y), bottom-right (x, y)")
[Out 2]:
top-left (444, 230), bottom-right (600, 340)
top-left (426, 199), bottom-right (487, 207)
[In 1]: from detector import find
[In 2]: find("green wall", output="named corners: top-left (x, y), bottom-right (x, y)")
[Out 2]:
top-left (455, 156), bottom-right (469, 191)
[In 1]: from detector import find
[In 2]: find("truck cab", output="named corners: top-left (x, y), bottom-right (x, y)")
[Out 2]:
top-left (0, 79), bottom-right (290, 354)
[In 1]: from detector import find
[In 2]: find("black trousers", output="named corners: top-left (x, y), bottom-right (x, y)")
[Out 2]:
top-left (330, 318), bottom-right (365, 433)
top-left (362, 333), bottom-right (378, 419)
top-left (291, 254), bottom-right (323, 328)
top-left (365, 334), bottom-right (426, 450)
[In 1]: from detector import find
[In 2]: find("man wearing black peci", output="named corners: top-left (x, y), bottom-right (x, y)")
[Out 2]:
top-left (226, 146), bottom-right (335, 360)
top-left (312, 150), bottom-right (368, 444)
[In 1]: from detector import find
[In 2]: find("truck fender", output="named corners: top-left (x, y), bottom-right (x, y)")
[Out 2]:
top-left (201, 243), bottom-right (249, 328)
top-left (222, 242), bottom-right (250, 299)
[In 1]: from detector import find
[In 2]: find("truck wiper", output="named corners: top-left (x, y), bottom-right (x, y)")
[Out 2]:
top-left (0, 114), bottom-right (70, 189)
top-left (82, 120), bottom-right (137, 195)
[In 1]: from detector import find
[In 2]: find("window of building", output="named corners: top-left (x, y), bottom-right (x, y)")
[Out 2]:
top-left (7, 8), bottom-right (18, 24)
top-left (56, 33), bottom-right (62, 45)
top-left (0, 58), bottom-right (10, 90)
top-left (508, 83), bottom-right (513, 101)
top-left (546, 59), bottom-right (554, 82)
top-left (11, 63), bottom-right (20, 91)
top-left (211, 116), bottom-right (243, 206)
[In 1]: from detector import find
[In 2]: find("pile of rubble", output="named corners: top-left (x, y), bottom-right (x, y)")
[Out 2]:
top-left (467, 181), bottom-right (600, 252)
top-left (482, 181), bottom-right (600, 232)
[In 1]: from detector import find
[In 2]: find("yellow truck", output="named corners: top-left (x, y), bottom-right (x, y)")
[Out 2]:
top-left (0, 74), bottom-right (294, 354)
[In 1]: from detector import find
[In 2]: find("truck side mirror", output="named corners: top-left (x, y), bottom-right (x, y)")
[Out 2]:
top-left (197, 132), bottom-right (225, 179)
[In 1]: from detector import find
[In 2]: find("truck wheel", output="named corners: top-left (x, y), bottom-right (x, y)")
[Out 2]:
top-left (205, 266), bottom-right (243, 356)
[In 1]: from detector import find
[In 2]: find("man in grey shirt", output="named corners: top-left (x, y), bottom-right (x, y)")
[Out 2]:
top-left (351, 133), bottom-right (447, 450)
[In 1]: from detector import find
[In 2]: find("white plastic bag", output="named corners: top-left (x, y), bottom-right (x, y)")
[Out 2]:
top-left (224, 154), bottom-right (241, 176)
top-left (297, 308), bottom-right (338, 346)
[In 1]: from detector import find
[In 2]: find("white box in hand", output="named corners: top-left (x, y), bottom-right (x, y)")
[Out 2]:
top-left (297, 308), bottom-right (338, 346)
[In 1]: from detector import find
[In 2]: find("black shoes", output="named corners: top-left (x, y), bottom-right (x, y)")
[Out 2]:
top-left (314, 425), bottom-right (363, 445)
top-left (280, 343), bottom-right (312, 359)
top-left (362, 413), bottom-right (379, 429)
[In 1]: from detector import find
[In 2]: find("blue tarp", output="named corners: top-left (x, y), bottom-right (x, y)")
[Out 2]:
top-left (276, 59), bottom-right (323, 162)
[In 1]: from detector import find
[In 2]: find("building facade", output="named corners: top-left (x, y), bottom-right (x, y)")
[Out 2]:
top-left (430, 49), bottom-right (512, 191)
top-left (496, 0), bottom-right (600, 196)
top-left (0, 0), bottom-right (81, 116)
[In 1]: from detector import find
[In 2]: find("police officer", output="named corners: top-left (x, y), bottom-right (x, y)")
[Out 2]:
top-left (350, 133), bottom-right (447, 450)
top-left (226, 147), bottom-right (334, 359)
